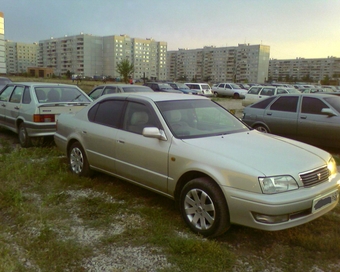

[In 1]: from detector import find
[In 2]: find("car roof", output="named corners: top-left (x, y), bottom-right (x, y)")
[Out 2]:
top-left (7, 82), bottom-right (78, 87)
top-left (95, 92), bottom-right (208, 103)
top-left (95, 84), bottom-right (150, 88)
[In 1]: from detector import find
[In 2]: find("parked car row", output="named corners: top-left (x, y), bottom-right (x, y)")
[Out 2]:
top-left (0, 79), bottom-right (339, 238)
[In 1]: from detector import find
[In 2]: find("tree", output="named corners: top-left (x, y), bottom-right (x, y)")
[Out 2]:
top-left (116, 59), bottom-right (134, 83)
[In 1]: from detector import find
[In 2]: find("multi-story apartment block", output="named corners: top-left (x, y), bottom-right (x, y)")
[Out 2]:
top-left (5, 41), bottom-right (38, 74)
top-left (38, 33), bottom-right (103, 77)
top-left (103, 35), bottom-right (167, 81)
top-left (0, 12), bottom-right (6, 74)
top-left (167, 44), bottom-right (270, 83)
top-left (269, 57), bottom-right (340, 83)
top-left (37, 33), bottom-right (167, 80)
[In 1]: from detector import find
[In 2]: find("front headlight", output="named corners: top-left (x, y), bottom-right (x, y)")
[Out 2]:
top-left (327, 157), bottom-right (337, 176)
top-left (259, 176), bottom-right (299, 194)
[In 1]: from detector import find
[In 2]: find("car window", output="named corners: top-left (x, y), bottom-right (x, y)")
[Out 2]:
top-left (301, 97), bottom-right (329, 114)
top-left (88, 99), bottom-right (125, 128)
top-left (260, 88), bottom-right (275, 96)
top-left (250, 96), bottom-right (276, 109)
top-left (277, 88), bottom-right (288, 94)
top-left (0, 85), bottom-right (15, 101)
top-left (201, 85), bottom-right (210, 90)
top-left (9, 86), bottom-right (24, 103)
top-left (248, 87), bottom-right (262, 95)
top-left (89, 87), bottom-right (105, 100)
top-left (123, 102), bottom-right (158, 134)
top-left (270, 96), bottom-right (298, 112)
top-left (22, 87), bottom-right (31, 104)
top-left (104, 86), bottom-right (117, 94)
top-left (218, 84), bottom-right (225, 88)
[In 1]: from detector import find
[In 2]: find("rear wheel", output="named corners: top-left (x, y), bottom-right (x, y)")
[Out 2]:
top-left (213, 92), bottom-right (218, 97)
top-left (233, 93), bottom-right (240, 99)
top-left (179, 177), bottom-right (230, 237)
top-left (18, 123), bottom-right (32, 148)
top-left (254, 124), bottom-right (269, 133)
top-left (68, 142), bottom-right (92, 177)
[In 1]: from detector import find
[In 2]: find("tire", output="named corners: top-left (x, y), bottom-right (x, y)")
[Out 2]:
top-left (179, 177), bottom-right (230, 237)
top-left (213, 92), bottom-right (218, 97)
top-left (254, 124), bottom-right (269, 133)
top-left (233, 93), bottom-right (240, 99)
top-left (18, 123), bottom-right (32, 148)
top-left (68, 142), bottom-right (92, 177)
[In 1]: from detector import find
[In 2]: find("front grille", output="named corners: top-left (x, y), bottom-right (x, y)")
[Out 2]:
top-left (299, 166), bottom-right (329, 187)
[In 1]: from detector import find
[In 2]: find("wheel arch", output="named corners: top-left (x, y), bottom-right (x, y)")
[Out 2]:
top-left (252, 122), bottom-right (271, 133)
top-left (174, 171), bottom-right (224, 207)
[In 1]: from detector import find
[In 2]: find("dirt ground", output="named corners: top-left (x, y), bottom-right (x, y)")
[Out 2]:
top-left (215, 99), bottom-right (244, 118)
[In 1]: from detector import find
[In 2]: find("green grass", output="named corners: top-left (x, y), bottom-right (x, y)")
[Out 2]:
top-left (0, 138), bottom-right (339, 271)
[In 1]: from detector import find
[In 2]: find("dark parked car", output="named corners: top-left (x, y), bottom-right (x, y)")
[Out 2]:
top-left (143, 82), bottom-right (182, 93)
top-left (167, 82), bottom-right (198, 94)
top-left (242, 93), bottom-right (340, 148)
top-left (88, 84), bottom-right (153, 100)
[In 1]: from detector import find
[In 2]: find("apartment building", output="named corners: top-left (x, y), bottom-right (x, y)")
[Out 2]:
top-left (167, 44), bottom-right (270, 83)
top-left (268, 57), bottom-right (340, 83)
top-left (103, 35), bottom-right (167, 81)
top-left (0, 12), bottom-right (6, 74)
top-left (5, 41), bottom-right (38, 74)
top-left (38, 33), bottom-right (103, 77)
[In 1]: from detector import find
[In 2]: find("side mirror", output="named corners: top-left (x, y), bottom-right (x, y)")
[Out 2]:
top-left (142, 127), bottom-right (167, 141)
top-left (321, 108), bottom-right (337, 117)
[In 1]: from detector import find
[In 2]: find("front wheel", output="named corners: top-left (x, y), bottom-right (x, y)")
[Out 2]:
top-left (179, 177), bottom-right (230, 237)
top-left (254, 124), bottom-right (269, 133)
top-left (68, 142), bottom-right (92, 177)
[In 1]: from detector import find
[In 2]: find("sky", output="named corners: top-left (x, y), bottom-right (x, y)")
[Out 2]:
top-left (1, 0), bottom-right (340, 59)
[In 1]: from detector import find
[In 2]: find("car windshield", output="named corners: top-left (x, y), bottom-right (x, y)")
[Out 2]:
top-left (287, 88), bottom-right (300, 93)
top-left (176, 83), bottom-right (190, 89)
top-left (230, 83), bottom-right (241, 89)
top-left (324, 96), bottom-right (340, 113)
top-left (122, 86), bottom-right (153, 92)
top-left (159, 84), bottom-right (173, 90)
top-left (157, 99), bottom-right (248, 139)
top-left (35, 86), bottom-right (91, 103)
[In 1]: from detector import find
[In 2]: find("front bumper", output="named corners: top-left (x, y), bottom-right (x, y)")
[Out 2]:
top-left (222, 174), bottom-right (340, 231)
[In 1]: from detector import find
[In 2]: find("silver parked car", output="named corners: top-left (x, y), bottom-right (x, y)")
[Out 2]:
top-left (88, 84), bottom-right (154, 100)
top-left (242, 86), bottom-right (300, 106)
top-left (242, 93), bottom-right (340, 149)
top-left (54, 93), bottom-right (339, 237)
top-left (212, 82), bottom-right (248, 99)
top-left (0, 82), bottom-right (92, 147)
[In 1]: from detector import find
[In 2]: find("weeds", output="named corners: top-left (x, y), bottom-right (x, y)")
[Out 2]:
top-left (0, 136), bottom-right (339, 271)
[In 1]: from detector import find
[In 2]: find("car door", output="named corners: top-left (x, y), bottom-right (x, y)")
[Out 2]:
top-left (5, 86), bottom-right (26, 129)
top-left (0, 85), bottom-right (15, 126)
top-left (216, 83), bottom-right (226, 95)
top-left (115, 100), bottom-right (170, 193)
top-left (297, 96), bottom-right (339, 145)
top-left (82, 99), bottom-right (125, 172)
top-left (263, 96), bottom-right (299, 137)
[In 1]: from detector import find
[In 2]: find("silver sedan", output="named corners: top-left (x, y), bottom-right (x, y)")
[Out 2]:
top-left (54, 93), bottom-right (339, 237)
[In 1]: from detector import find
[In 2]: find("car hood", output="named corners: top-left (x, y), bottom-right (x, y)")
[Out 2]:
top-left (182, 130), bottom-right (329, 176)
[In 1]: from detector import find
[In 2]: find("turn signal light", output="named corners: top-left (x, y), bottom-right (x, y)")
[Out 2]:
top-left (33, 114), bottom-right (55, 122)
